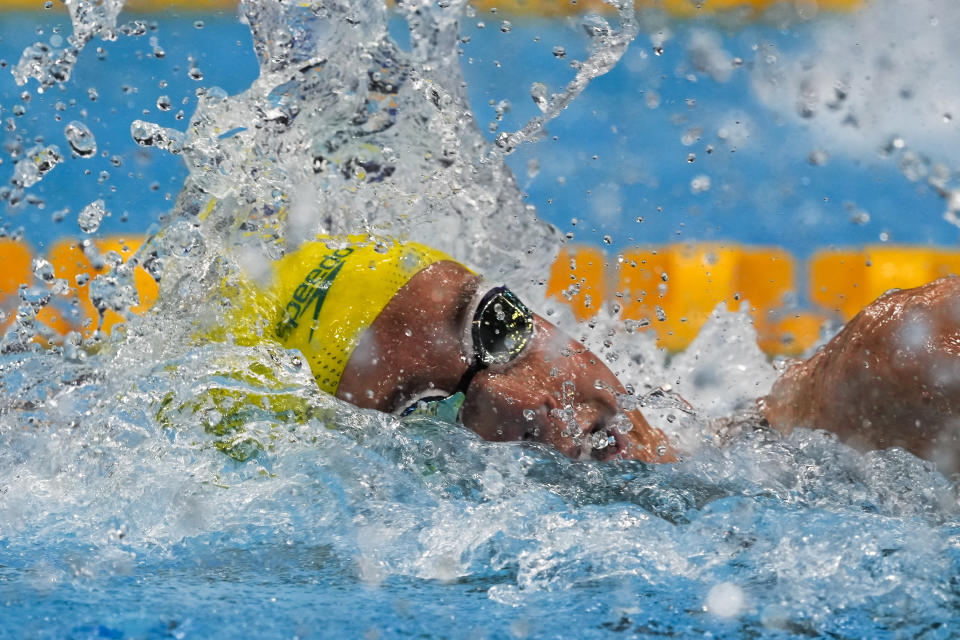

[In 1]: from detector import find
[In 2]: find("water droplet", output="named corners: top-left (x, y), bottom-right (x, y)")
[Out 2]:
top-left (500, 20), bottom-right (511, 33)
top-left (523, 409), bottom-right (535, 421)
top-left (77, 199), bottom-right (106, 234)
top-left (188, 67), bottom-right (204, 81)
top-left (850, 210), bottom-right (870, 225)
top-left (530, 82), bottom-right (548, 113)
top-left (655, 306), bottom-right (666, 322)
top-left (52, 278), bottom-right (70, 296)
top-left (552, 45), bottom-right (566, 58)
top-left (12, 145), bottom-right (62, 188)
top-left (130, 120), bottom-right (186, 154)
top-left (156, 95), bottom-right (171, 111)
top-left (64, 120), bottom-right (96, 158)
top-left (32, 258), bottom-right (55, 283)
top-left (582, 15), bottom-right (611, 39)
top-left (690, 175), bottom-right (711, 193)
top-left (808, 149), bottom-right (829, 166)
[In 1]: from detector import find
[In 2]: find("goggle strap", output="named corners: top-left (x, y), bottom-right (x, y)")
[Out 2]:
top-left (454, 360), bottom-right (483, 396)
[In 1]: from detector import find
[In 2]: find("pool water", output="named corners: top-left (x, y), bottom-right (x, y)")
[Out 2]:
top-left (1, 1), bottom-right (960, 638)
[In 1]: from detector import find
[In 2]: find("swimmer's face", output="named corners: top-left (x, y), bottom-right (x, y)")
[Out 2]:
top-left (336, 261), bottom-right (674, 463)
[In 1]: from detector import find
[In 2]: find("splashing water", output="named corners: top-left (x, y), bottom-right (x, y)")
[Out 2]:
top-left (1, 1), bottom-right (960, 637)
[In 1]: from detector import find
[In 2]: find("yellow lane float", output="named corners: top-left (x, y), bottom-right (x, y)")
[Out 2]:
top-left (547, 243), bottom-right (960, 355)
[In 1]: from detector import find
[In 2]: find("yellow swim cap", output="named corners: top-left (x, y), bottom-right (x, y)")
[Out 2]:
top-left (260, 235), bottom-right (458, 394)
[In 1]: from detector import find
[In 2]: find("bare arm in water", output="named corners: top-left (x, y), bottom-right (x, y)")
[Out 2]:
top-left (762, 276), bottom-right (960, 470)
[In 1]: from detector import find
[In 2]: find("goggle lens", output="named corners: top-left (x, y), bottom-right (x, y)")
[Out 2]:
top-left (472, 287), bottom-right (534, 366)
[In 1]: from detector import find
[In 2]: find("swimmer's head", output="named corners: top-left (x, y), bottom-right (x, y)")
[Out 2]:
top-left (327, 247), bottom-right (673, 463)
top-left (248, 235), bottom-right (458, 394)
top-left (233, 235), bottom-right (673, 462)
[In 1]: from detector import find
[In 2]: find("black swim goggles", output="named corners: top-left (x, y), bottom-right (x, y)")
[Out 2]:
top-left (399, 286), bottom-right (535, 417)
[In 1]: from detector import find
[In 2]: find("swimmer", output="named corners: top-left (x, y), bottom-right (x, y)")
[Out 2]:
top-left (229, 235), bottom-right (960, 468)
top-left (227, 234), bottom-right (674, 462)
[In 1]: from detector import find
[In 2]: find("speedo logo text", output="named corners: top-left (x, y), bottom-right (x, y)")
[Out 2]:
top-left (275, 247), bottom-right (354, 341)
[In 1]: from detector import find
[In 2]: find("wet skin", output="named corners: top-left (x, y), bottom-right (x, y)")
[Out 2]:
top-left (336, 261), bottom-right (676, 463)
top-left (336, 259), bottom-right (960, 469)
top-left (762, 276), bottom-right (960, 472)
